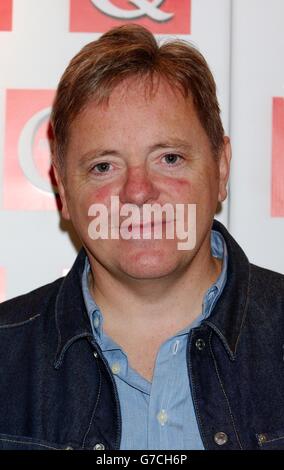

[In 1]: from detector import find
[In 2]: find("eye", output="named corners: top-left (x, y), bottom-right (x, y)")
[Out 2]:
top-left (92, 162), bottom-right (112, 174)
top-left (162, 153), bottom-right (183, 166)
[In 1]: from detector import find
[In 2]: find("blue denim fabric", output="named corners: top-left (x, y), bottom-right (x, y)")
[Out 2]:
top-left (0, 219), bottom-right (284, 450)
top-left (81, 230), bottom-right (228, 449)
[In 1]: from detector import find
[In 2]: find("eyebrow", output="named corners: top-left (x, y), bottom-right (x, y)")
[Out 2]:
top-left (147, 139), bottom-right (194, 153)
top-left (78, 149), bottom-right (120, 166)
top-left (79, 139), bottom-right (193, 165)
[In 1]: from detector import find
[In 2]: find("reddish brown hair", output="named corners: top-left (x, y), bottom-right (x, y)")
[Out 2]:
top-left (51, 24), bottom-right (224, 168)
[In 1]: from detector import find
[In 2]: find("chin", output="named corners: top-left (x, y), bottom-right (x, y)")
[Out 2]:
top-left (118, 249), bottom-right (181, 280)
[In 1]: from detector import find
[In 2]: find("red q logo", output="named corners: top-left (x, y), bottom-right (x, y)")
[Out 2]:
top-left (70, 0), bottom-right (191, 34)
top-left (91, 0), bottom-right (174, 20)
top-left (271, 97), bottom-right (284, 217)
top-left (0, 0), bottom-right (13, 30)
top-left (3, 90), bottom-right (57, 211)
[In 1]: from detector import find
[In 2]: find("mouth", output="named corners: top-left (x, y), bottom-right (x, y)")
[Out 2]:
top-left (130, 220), bottom-right (170, 229)
top-left (119, 220), bottom-right (175, 237)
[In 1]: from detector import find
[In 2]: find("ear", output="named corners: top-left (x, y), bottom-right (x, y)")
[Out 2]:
top-left (217, 136), bottom-right (232, 203)
top-left (52, 163), bottom-right (71, 220)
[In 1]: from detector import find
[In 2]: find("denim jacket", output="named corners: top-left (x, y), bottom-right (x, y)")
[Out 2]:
top-left (0, 219), bottom-right (284, 450)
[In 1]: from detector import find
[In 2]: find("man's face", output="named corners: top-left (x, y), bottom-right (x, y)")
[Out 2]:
top-left (55, 77), bottom-right (231, 280)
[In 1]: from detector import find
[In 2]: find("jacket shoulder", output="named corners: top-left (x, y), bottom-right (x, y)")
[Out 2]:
top-left (250, 263), bottom-right (284, 291)
top-left (248, 263), bottom-right (284, 324)
top-left (0, 277), bottom-right (64, 327)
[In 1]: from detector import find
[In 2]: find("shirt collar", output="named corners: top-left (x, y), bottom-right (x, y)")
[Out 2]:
top-left (81, 257), bottom-right (104, 343)
top-left (201, 229), bottom-right (228, 319)
top-left (81, 228), bottom-right (229, 342)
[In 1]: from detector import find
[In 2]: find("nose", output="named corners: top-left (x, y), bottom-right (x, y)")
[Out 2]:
top-left (119, 165), bottom-right (160, 206)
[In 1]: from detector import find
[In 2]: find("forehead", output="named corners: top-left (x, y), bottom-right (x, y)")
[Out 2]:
top-left (102, 75), bottom-right (186, 108)
top-left (74, 77), bottom-right (196, 131)
top-left (67, 76), bottom-right (209, 158)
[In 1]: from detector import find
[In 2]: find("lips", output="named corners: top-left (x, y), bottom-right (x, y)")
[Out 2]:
top-left (131, 221), bottom-right (161, 229)
top-left (119, 220), bottom-right (175, 238)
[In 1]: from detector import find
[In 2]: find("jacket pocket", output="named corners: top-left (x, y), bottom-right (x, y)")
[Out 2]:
top-left (256, 429), bottom-right (284, 450)
top-left (0, 433), bottom-right (71, 450)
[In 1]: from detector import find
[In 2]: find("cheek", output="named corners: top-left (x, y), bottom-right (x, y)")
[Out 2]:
top-left (159, 176), bottom-right (191, 200)
top-left (89, 184), bottom-right (115, 203)
top-left (77, 182), bottom-right (119, 211)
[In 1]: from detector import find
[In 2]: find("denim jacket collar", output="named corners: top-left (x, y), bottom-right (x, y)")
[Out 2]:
top-left (204, 219), bottom-right (251, 360)
top-left (54, 218), bottom-right (251, 368)
top-left (54, 248), bottom-right (93, 369)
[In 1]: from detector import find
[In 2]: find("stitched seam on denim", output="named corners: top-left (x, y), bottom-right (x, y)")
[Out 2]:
top-left (234, 263), bottom-right (251, 353)
top-left (53, 275), bottom-right (93, 368)
top-left (109, 362), bottom-right (121, 450)
top-left (0, 313), bottom-right (41, 329)
top-left (187, 330), bottom-right (209, 449)
top-left (205, 260), bottom-right (251, 359)
top-left (0, 437), bottom-right (59, 450)
top-left (204, 321), bottom-right (235, 360)
top-left (258, 435), bottom-right (284, 446)
top-left (209, 331), bottom-right (243, 449)
top-left (55, 332), bottom-right (93, 368)
top-left (93, 342), bottom-right (121, 449)
top-left (54, 276), bottom-right (66, 365)
top-left (82, 352), bottom-right (102, 449)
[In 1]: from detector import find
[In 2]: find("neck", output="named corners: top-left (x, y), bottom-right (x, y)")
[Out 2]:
top-left (85, 236), bottom-right (223, 336)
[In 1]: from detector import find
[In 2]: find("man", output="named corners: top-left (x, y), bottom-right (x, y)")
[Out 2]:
top-left (0, 24), bottom-right (283, 451)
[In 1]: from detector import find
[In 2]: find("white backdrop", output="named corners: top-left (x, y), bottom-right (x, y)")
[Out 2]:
top-left (229, 0), bottom-right (284, 273)
top-left (0, 0), bottom-right (283, 301)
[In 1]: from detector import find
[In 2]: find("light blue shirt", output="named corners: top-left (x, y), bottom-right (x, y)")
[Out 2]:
top-left (81, 229), bottom-right (228, 450)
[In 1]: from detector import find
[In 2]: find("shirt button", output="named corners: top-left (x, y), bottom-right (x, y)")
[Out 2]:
top-left (157, 409), bottom-right (168, 426)
top-left (93, 443), bottom-right (105, 450)
top-left (195, 338), bottom-right (206, 350)
top-left (111, 362), bottom-right (121, 374)
top-left (93, 315), bottom-right (100, 329)
top-left (173, 340), bottom-right (180, 355)
top-left (214, 432), bottom-right (228, 446)
top-left (93, 351), bottom-right (98, 358)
